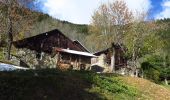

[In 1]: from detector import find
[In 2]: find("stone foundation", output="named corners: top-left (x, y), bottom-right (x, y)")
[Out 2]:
top-left (11, 49), bottom-right (57, 69)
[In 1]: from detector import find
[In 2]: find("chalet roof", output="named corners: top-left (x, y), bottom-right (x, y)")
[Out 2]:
top-left (73, 40), bottom-right (90, 52)
top-left (94, 43), bottom-right (126, 56)
top-left (13, 29), bottom-right (89, 53)
top-left (94, 48), bottom-right (111, 56)
top-left (55, 48), bottom-right (96, 57)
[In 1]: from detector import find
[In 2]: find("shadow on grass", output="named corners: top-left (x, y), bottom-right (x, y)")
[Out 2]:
top-left (0, 69), bottom-right (105, 100)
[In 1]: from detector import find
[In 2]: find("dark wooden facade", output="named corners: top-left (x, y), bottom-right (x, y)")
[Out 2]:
top-left (13, 29), bottom-right (89, 54)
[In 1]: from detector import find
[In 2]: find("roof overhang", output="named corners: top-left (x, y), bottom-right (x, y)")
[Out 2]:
top-left (55, 48), bottom-right (96, 57)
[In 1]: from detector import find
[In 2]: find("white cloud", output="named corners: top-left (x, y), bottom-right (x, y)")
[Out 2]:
top-left (41, 0), bottom-right (152, 24)
top-left (163, 0), bottom-right (170, 7)
top-left (41, 0), bottom-right (101, 24)
top-left (124, 0), bottom-right (151, 13)
top-left (155, 0), bottom-right (170, 19)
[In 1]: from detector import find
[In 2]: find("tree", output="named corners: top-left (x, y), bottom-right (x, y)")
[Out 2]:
top-left (155, 19), bottom-right (170, 84)
top-left (88, 0), bottom-right (134, 72)
top-left (124, 13), bottom-right (163, 76)
top-left (89, 0), bottom-right (165, 75)
top-left (88, 0), bottom-right (133, 52)
top-left (0, 0), bottom-right (38, 60)
top-left (124, 12), bottom-right (164, 77)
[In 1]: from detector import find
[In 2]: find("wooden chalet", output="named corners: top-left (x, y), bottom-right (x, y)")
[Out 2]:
top-left (13, 29), bottom-right (95, 70)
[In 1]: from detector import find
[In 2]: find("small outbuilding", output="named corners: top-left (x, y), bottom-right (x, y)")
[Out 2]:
top-left (91, 43), bottom-right (128, 74)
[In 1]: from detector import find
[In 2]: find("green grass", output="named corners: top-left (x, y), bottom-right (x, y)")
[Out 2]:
top-left (0, 60), bottom-right (17, 66)
top-left (0, 50), bottom-right (5, 60)
top-left (0, 69), bottom-right (139, 100)
top-left (163, 84), bottom-right (170, 90)
top-left (0, 69), bottom-right (170, 100)
top-left (120, 76), bottom-right (170, 100)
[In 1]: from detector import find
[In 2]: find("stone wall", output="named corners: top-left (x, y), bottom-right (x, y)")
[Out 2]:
top-left (12, 49), bottom-right (91, 70)
top-left (91, 54), bottom-right (111, 72)
top-left (91, 54), bottom-right (136, 75)
top-left (13, 49), bottom-right (58, 69)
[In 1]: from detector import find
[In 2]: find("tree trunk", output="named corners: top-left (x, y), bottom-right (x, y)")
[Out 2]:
top-left (7, 40), bottom-right (12, 60)
top-left (6, 17), bottom-right (13, 60)
top-left (135, 69), bottom-right (138, 77)
top-left (164, 77), bottom-right (168, 85)
top-left (111, 55), bottom-right (115, 73)
top-left (111, 43), bottom-right (115, 73)
top-left (141, 69), bottom-right (144, 78)
top-left (163, 53), bottom-right (168, 85)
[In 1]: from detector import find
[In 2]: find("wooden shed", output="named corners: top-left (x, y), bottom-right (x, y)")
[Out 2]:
top-left (91, 43), bottom-right (127, 73)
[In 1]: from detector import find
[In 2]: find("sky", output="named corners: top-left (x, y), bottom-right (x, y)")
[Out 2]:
top-left (36, 0), bottom-right (170, 24)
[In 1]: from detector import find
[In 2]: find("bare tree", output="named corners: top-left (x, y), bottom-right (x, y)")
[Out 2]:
top-left (88, 0), bottom-right (133, 72)
top-left (0, 0), bottom-right (37, 60)
top-left (88, 0), bottom-right (133, 51)
top-left (109, 0), bottom-right (133, 44)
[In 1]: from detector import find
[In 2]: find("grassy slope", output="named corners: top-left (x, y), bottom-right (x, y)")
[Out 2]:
top-left (162, 84), bottom-right (170, 91)
top-left (0, 70), bottom-right (136, 100)
top-left (120, 77), bottom-right (170, 100)
top-left (0, 69), bottom-right (170, 100)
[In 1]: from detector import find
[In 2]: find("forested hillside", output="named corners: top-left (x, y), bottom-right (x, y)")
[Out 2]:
top-left (29, 14), bottom-right (89, 46)
top-left (1, 16), bottom-right (89, 47)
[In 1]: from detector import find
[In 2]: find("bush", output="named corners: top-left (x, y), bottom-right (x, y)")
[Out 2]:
top-left (81, 72), bottom-right (138, 96)
top-left (141, 61), bottom-right (161, 83)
